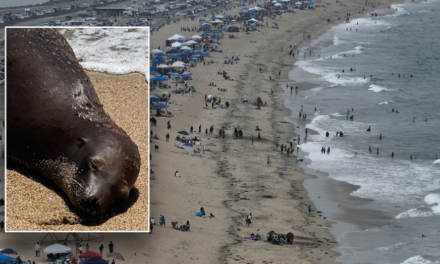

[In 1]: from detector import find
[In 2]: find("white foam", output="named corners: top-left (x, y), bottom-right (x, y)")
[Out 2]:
top-left (401, 255), bottom-right (432, 264)
top-left (324, 73), bottom-right (369, 86)
top-left (376, 242), bottom-right (409, 252)
top-left (379, 101), bottom-right (392, 105)
top-left (433, 159), bottom-right (440, 164)
top-left (333, 34), bottom-right (341, 46)
top-left (369, 84), bottom-right (389, 92)
top-left (395, 206), bottom-right (433, 219)
top-left (418, 10), bottom-right (430, 12)
top-left (330, 112), bottom-right (344, 117)
top-left (425, 194), bottom-right (440, 214)
top-left (61, 28), bottom-right (149, 80)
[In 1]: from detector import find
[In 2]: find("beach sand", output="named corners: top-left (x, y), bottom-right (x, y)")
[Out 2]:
top-left (147, 0), bottom-right (405, 263)
top-left (6, 72), bottom-right (149, 231)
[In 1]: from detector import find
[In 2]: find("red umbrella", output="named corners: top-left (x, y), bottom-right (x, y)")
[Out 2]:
top-left (265, 2), bottom-right (272, 5)
top-left (79, 251), bottom-right (102, 259)
top-left (203, 39), bottom-right (210, 43)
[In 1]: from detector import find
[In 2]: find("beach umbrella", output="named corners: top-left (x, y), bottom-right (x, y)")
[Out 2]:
top-left (178, 131), bottom-right (189, 135)
top-left (183, 143), bottom-right (193, 147)
top-left (156, 64), bottom-right (170, 69)
top-left (204, 31), bottom-right (212, 34)
top-left (167, 71), bottom-right (175, 74)
top-left (151, 76), bottom-right (168, 81)
top-left (79, 251), bottom-right (102, 259)
top-left (212, 20), bottom-right (224, 23)
top-left (182, 71), bottom-right (192, 75)
top-left (0, 249), bottom-right (16, 255)
top-left (265, 2), bottom-right (271, 5)
top-left (177, 40), bottom-right (185, 43)
top-left (150, 71), bottom-right (160, 76)
top-left (192, 35), bottom-right (202, 39)
top-left (202, 23), bottom-right (211, 26)
top-left (83, 256), bottom-right (108, 264)
top-left (153, 60), bottom-right (163, 64)
top-left (199, 19), bottom-right (206, 22)
top-left (180, 46), bottom-right (192, 50)
top-left (203, 39), bottom-right (211, 43)
top-left (151, 49), bottom-right (163, 54)
top-left (224, 14), bottom-right (232, 17)
top-left (186, 40), bottom-right (197, 44)
top-left (213, 41), bottom-right (220, 44)
top-left (43, 244), bottom-right (71, 255)
top-left (107, 252), bottom-right (125, 261)
top-left (155, 53), bottom-right (166, 56)
top-left (0, 254), bottom-right (16, 264)
top-left (154, 103), bottom-right (169, 108)
top-left (216, 15), bottom-right (224, 18)
top-left (150, 67), bottom-right (158, 72)
top-left (172, 42), bottom-right (182, 48)
top-left (309, 3), bottom-right (314, 6)
top-left (194, 51), bottom-right (204, 55)
top-left (213, 31), bottom-right (220, 34)
top-left (150, 96), bottom-right (160, 101)
top-left (274, 2), bottom-right (282, 5)
top-left (273, 22), bottom-right (278, 26)
top-left (171, 55), bottom-right (180, 58)
top-left (248, 18), bottom-right (258, 22)
top-left (166, 49), bottom-right (180, 54)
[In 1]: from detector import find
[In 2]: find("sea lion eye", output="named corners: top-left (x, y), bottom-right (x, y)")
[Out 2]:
top-left (77, 137), bottom-right (86, 148)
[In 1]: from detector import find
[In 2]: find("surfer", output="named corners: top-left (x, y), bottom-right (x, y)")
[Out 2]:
top-left (424, 118), bottom-right (428, 122)
top-left (413, 118), bottom-right (416, 123)
top-left (380, 134), bottom-right (383, 140)
top-left (367, 126), bottom-right (371, 132)
top-left (410, 155), bottom-right (413, 160)
top-left (391, 152), bottom-right (394, 157)
top-left (377, 148), bottom-right (379, 155)
top-left (369, 146), bottom-right (372, 153)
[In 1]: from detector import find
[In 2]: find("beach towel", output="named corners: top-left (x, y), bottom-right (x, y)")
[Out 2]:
top-left (196, 211), bottom-right (202, 217)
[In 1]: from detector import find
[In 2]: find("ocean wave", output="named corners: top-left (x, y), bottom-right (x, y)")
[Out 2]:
top-left (401, 255), bottom-right (433, 264)
top-left (375, 242), bottom-right (409, 252)
top-left (379, 100), bottom-right (394, 105)
top-left (425, 193), bottom-right (440, 214)
top-left (324, 73), bottom-right (369, 86)
top-left (395, 206), bottom-right (433, 219)
top-left (418, 10), bottom-right (430, 12)
top-left (369, 84), bottom-right (389, 92)
top-left (333, 34), bottom-right (341, 46)
top-left (433, 159), bottom-right (440, 164)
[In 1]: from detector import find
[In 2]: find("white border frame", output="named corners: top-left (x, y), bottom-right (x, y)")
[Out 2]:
top-left (4, 26), bottom-right (150, 233)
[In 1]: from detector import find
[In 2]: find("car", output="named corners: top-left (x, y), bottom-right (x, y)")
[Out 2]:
top-left (55, 20), bottom-right (61, 25)
top-left (43, 23), bottom-right (49, 26)
top-left (176, 12), bottom-right (186, 16)
top-left (0, 19), bottom-right (3, 24)
top-left (48, 21), bottom-right (56, 26)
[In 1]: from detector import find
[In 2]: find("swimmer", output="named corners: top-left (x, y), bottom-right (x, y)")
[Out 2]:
top-left (367, 126), bottom-right (371, 132)
top-left (424, 118), bottom-right (428, 122)
top-left (436, 155), bottom-right (439, 159)
top-left (413, 118), bottom-right (415, 123)
top-left (391, 152), bottom-right (394, 157)
top-left (392, 108), bottom-right (394, 112)
top-left (380, 134), bottom-right (383, 139)
top-left (410, 155), bottom-right (413, 160)
top-left (377, 148), bottom-right (379, 155)
top-left (369, 146), bottom-right (372, 153)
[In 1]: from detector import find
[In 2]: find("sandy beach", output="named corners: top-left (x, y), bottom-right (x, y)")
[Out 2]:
top-left (6, 72), bottom-right (149, 231)
top-left (148, 0), bottom-right (406, 263)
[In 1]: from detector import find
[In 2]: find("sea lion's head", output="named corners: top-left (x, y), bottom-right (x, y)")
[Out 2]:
top-left (73, 132), bottom-right (141, 214)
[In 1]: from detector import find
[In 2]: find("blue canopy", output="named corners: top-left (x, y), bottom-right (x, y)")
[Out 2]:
top-left (0, 249), bottom-right (16, 255)
top-left (171, 55), bottom-right (180, 58)
top-left (194, 51), bottom-right (204, 55)
top-left (178, 131), bottom-right (189, 135)
top-left (202, 23), bottom-right (211, 26)
top-left (150, 67), bottom-right (158, 72)
top-left (273, 22), bottom-right (278, 26)
top-left (199, 19), bottom-right (206, 21)
top-left (182, 71), bottom-right (192, 75)
top-left (153, 60), bottom-right (163, 64)
top-left (177, 40), bottom-right (184, 42)
top-left (155, 53), bottom-right (166, 56)
top-left (154, 103), bottom-right (169, 108)
top-left (213, 41), bottom-right (220, 44)
top-left (0, 254), bottom-right (16, 264)
top-left (204, 31), bottom-right (212, 34)
top-left (309, 3), bottom-right (314, 6)
top-left (83, 257), bottom-right (108, 264)
top-left (183, 143), bottom-right (193, 147)
top-left (223, 56), bottom-right (229, 59)
top-left (224, 14), bottom-right (232, 17)
top-left (150, 96), bottom-right (160, 101)
top-left (166, 71), bottom-right (174, 74)
top-left (213, 31), bottom-right (220, 34)
top-left (151, 76), bottom-right (168, 81)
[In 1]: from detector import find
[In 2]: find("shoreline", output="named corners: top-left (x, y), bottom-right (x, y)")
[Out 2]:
top-left (147, 1), bottom-right (411, 263)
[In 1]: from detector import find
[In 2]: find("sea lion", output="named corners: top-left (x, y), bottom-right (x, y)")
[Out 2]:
top-left (6, 28), bottom-right (141, 215)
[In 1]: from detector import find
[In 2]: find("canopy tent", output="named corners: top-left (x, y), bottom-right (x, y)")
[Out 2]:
top-left (248, 18), bottom-right (258, 23)
top-left (0, 249), bottom-right (16, 255)
top-left (180, 46), bottom-right (192, 50)
top-left (202, 23), bottom-right (211, 27)
top-left (151, 49), bottom-right (163, 54)
top-left (150, 88), bottom-right (169, 95)
top-left (171, 42), bottom-right (182, 48)
top-left (0, 254), bottom-right (16, 264)
top-left (211, 20), bottom-right (224, 24)
top-left (150, 96), bottom-right (160, 101)
top-left (106, 252), bottom-right (125, 261)
top-left (83, 257), bottom-right (108, 264)
top-left (150, 67), bottom-right (158, 72)
top-left (43, 244), bottom-right (71, 255)
top-left (192, 35), bottom-right (202, 39)
top-left (153, 60), bottom-right (163, 64)
top-left (151, 76), bottom-right (168, 81)
top-left (308, 3), bottom-right (315, 6)
top-left (274, 3), bottom-right (282, 6)
top-left (168, 34), bottom-right (185, 40)
top-left (79, 251), bottom-right (102, 259)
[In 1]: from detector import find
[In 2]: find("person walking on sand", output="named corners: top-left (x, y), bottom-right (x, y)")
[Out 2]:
top-left (199, 125), bottom-right (201, 133)
top-left (108, 241), bottom-right (114, 253)
top-left (297, 135), bottom-right (300, 144)
top-left (267, 156), bottom-right (271, 166)
top-left (99, 244), bottom-right (104, 254)
top-left (251, 135), bottom-right (254, 145)
top-left (245, 213), bottom-right (252, 227)
top-left (190, 126), bottom-right (193, 134)
top-left (150, 218), bottom-right (154, 234)
top-left (308, 205), bottom-right (312, 216)
top-left (35, 242), bottom-right (40, 257)
top-left (205, 128), bottom-right (208, 136)
top-left (284, 162), bottom-right (287, 171)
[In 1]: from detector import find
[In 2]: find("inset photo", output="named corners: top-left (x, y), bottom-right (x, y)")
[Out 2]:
top-left (6, 27), bottom-right (149, 231)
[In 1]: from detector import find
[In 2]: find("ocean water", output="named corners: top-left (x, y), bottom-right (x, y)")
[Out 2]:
top-left (0, 0), bottom-right (50, 8)
top-left (284, 1), bottom-right (440, 263)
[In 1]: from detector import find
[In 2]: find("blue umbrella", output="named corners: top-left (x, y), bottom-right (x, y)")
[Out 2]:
top-left (213, 31), bottom-right (220, 34)
top-left (194, 51), bottom-right (204, 55)
top-left (172, 72), bottom-right (181, 76)
top-left (171, 55), bottom-right (180, 58)
top-left (166, 49), bottom-right (180, 54)
top-left (151, 76), bottom-right (168, 81)
top-left (178, 131), bottom-right (189, 135)
top-left (213, 41), bottom-right (220, 44)
top-left (309, 3), bottom-right (314, 6)
top-left (202, 23), bottom-right (211, 26)
top-left (177, 40), bottom-right (184, 42)
top-left (155, 53), bottom-right (166, 56)
top-left (272, 6), bottom-right (278, 9)
top-left (274, 22), bottom-right (278, 26)
top-left (199, 19), bottom-right (206, 22)
top-left (183, 143), bottom-right (193, 147)
top-left (182, 71), bottom-right (192, 75)
top-left (150, 96), bottom-right (160, 101)
top-left (150, 67), bottom-right (158, 72)
top-left (0, 249), bottom-right (17, 255)
top-left (0, 254), bottom-right (16, 263)
top-left (204, 31), bottom-right (212, 34)
top-left (211, 17), bottom-right (216, 20)
top-left (153, 60), bottom-right (163, 64)
top-left (167, 71), bottom-right (174, 74)
top-left (225, 14), bottom-right (232, 17)
top-left (154, 103), bottom-right (169, 108)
